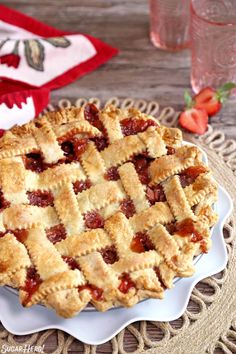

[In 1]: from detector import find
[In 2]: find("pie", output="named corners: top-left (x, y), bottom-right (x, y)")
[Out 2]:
top-left (0, 103), bottom-right (218, 318)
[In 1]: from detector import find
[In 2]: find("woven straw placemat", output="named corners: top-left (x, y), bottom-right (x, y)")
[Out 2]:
top-left (0, 97), bottom-right (235, 354)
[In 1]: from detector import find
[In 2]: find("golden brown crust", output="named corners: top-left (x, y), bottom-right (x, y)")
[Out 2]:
top-left (0, 104), bottom-right (218, 318)
top-left (149, 146), bottom-right (201, 185)
top-left (163, 176), bottom-right (195, 222)
top-left (0, 234), bottom-right (31, 286)
top-left (118, 163), bottom-right (149, 212)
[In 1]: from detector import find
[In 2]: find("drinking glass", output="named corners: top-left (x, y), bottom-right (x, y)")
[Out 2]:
top-left (149, 0), bottom-right (190, 51)
top-left (191, 0), bottom-right (236, 93)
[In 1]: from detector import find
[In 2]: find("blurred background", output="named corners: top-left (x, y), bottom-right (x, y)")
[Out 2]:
top-left (3, 0), bottom-right (235, 138)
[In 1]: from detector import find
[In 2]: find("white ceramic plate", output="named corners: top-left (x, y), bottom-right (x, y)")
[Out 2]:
top-left (0, 144), bottom-right (233, 345)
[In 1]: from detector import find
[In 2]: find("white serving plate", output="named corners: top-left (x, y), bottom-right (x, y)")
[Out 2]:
top-left (0, 144), bottom-right (233, 345)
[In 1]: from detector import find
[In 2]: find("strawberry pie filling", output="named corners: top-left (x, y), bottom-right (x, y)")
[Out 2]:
top-left (175, 218), bottom-right (203, 242)
top-left (100, 246), bottom-right (119, 264)
top-left (146, 184), bottom-right (166, 205)
top-left (23, 152), bottom-right (65, 173)
top-left (120, 198), bottom-right (136, 218)
top-left (84, 103), bottom-right (108, 151)
top-left (73, 179), bottom-right (91, 194)
top-left (131, 232), bottom-right (155, 253)
top-left (167, 146), bottom-right (176, 155)
top-left (84, 103), bottom-right (103, 132)
top-left (167, 218), bottom-right (207, 253)
top-left (78, 284), bottom-right (103, 301)
top-left (22, 267), bottom-right (42, 306)
top-left (118, 273), bottom-right (136, 294)
top-left (132, 155), bottom-right (152, 185)
top-left (84, 211), bottom-right (105, 229)
top-left (12, 229), bottom-right (28, 243)
top-left (27, 190), bottom-right (54, 207)
top-left (0, 190), bottom-right (10, 212)
top-left (91, 136), bottom-right (108, 151)
top-left (23, 152), bottom-right (48, 173)
top-left (179, 166), bottom-right (207, 188)
top-left (61, 138), bottom-right (88, 162)
top-left (63, 256), bottom-right (81, 270)
top-left (105, 166), bottom-right (120, 181)
top-left (120, 118), bottom-right (157, 136)
top-left (46, 224), bottom-right (67, 244)
top-left (0, 229), bottom-right (28, 243)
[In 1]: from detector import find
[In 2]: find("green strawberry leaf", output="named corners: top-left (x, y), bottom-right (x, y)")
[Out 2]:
top-left (216, 82), bottom-right (236, 103)
top-left (184, 91), bottom-right (194, 109)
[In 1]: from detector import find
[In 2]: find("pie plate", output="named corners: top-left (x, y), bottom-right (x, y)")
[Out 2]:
top-left (0, 144), bottom-right (233, 345)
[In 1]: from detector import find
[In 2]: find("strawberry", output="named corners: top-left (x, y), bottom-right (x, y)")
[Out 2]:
top-left (194, 82), bottom-right (236, 116)
top-left (179, 91), bottom-right (209, 135)
top-left (179, 108), bottom-right (208, 135)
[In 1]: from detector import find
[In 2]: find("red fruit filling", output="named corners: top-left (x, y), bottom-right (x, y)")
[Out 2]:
top-left (100, 246), bottom-right (118, 264)
top-left (24, 152), bottom-right (51, 173)
top-left (175, 218), bottom-right (203, 243)
top-left (132, 155), bottom-right (152, 185)
top-left (167, 146), bottom-right (176, 155)
top-left (165, 219), bottom-right (207, 252)
top-left (0, 190), bottom-right (10, 212)
top-left (146, 184), bottom-right (166, 205)
top-left (179, 166), bottom-right (207, 188)
top-left (91, 136), bottom-right (108, 151)
top-left (130, 232), bottom-right (155, 253)
top-left (61, 138), bottom-right (88, 162)
top-left (120, 198), bottom-right (136, 218)
top-left (73, 180), bottom-right (91, 194)
top-left (84, 103), bottom-right (109, 151)
top-left (78, 284), bottom-right (103, 301)
top-left (27, 190), bottom-right (54, 207)
top-left (120, 118), bottom-right (157, 136)
top-left (46, 224), bottom-right (67, 244)
top-left (118, 273), bottom-right (136, 294)
top-left (84, 103), bottom-right (104, 131)
top-left (105, 166), bottom-right (120, 181)
top-left (12, 229), bottom-right (28, 243)
top-left (22, 267), bottom-right (42, 306)
top-left (165, 223), bottom-right (177, 235)
top-left (84, 211), bottom-right (105, 229)
top-left (63, 256), bottom-right (81, 270)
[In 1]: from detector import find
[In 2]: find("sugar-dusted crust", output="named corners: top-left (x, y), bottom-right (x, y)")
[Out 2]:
top-left (118, 163), bottom-right (149, 212)
top-left (130, 203), bottom-right (174, 233)
top-left (0, 104), bottom-right (218, 318)
top-left (0, 234), bottom-right (31, 286)
top-left (149, 145), bottom-right (201, 185)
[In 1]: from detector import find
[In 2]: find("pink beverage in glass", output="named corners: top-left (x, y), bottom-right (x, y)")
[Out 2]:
top-left (149, 0), bottom-right (190, 51)
top-left (191, 0), bottom-right (236, 93)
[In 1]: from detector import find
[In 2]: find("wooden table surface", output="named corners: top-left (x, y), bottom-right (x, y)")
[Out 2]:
top-left (1, 1), bottom-right (235, 353)
top-left (2, 0), bottom-right (236, 140)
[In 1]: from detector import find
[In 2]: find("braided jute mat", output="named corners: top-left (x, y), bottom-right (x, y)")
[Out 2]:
top-left (0, 97), bottom-right (235, 354)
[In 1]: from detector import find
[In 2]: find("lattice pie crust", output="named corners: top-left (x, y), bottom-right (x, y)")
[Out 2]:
top-left (0, 104), bottom-right (218, 318)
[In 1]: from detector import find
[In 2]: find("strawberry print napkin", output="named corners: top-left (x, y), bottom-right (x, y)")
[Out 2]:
top-left (0, 5), bottom-right (118, 135)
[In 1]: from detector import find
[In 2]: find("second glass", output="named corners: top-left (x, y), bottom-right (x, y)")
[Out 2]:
top-left (191, 0), bottom-right (236, 93)
top-left (149, 0), bottom-right (190, 51)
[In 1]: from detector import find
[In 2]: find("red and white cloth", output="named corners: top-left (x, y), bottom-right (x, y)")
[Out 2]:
top-left (0, 5), bottom-right (118, 134)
